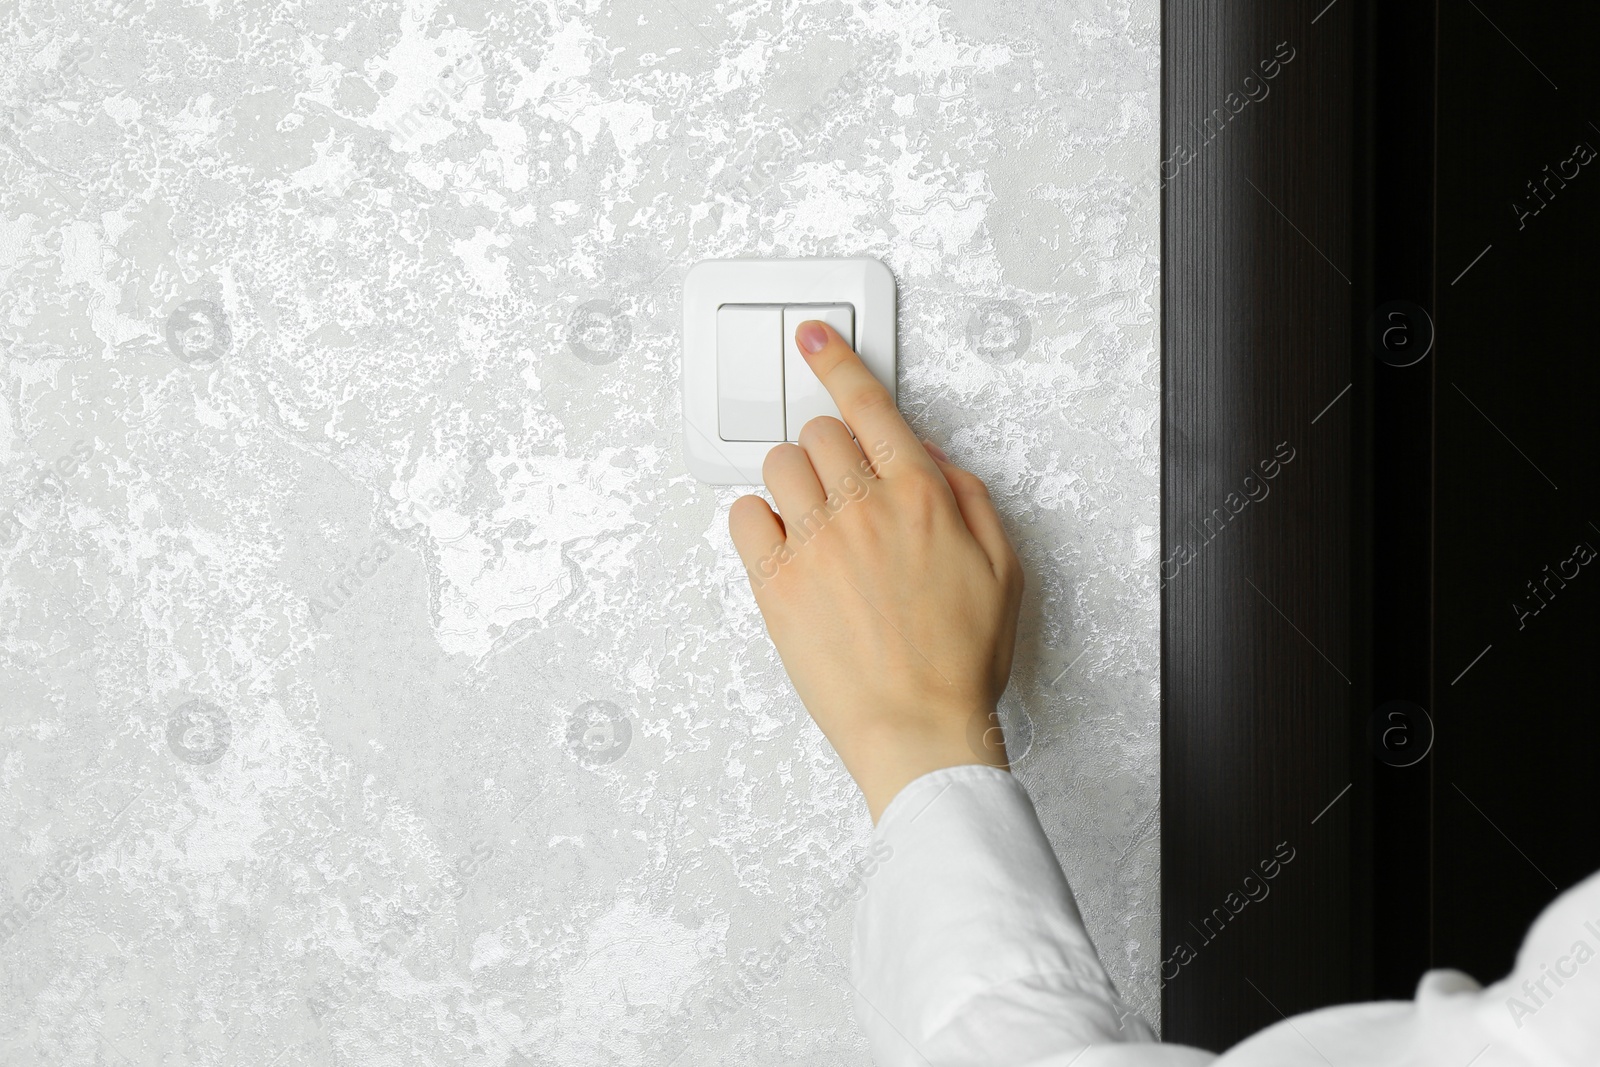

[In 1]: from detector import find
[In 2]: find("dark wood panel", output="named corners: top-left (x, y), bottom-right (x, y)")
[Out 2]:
top-left (1161, 0), bottom-right (1362, 1048)
top-left (1163, 0), bottom-right (1600, 1048)
top-left (1363, 0), bottom-right (1436, 1002)
top-left (1430, 0), bottom-right (1600, 984)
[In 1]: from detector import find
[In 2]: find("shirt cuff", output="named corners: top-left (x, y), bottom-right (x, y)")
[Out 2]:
top-left (850, 764), bottom-right (1158, 1066)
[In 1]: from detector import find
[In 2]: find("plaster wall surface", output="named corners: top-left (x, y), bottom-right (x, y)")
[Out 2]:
top-left (0, 1), bottom-right (1161, 1062)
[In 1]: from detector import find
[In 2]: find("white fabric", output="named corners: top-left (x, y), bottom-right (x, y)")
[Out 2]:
top-left (851, 765), bottom-right (1600, 1067)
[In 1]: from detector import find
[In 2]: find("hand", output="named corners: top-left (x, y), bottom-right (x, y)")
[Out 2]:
top-left (728, 320), bottom-right (1025, 822)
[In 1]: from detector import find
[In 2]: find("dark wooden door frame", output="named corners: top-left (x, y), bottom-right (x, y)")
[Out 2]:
top-left (1161, 0), bottom-right (1600, 1048)
top-left (1160, 0), bottom-right (1369, 1047)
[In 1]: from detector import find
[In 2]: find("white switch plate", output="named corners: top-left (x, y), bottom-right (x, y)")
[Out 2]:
top-left (682, 257), bottom-right (897, 485)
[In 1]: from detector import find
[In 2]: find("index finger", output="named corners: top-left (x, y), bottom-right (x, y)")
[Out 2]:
top-left (793, 319), bottom-right (928, 475)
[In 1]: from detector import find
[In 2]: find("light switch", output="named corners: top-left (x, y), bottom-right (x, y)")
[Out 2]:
top-left (682, 258), bottom-right (895, 484)
top-left (783, 304), bottom-right (854, 441)
top-left (716, 304), bottom-right (784, 441)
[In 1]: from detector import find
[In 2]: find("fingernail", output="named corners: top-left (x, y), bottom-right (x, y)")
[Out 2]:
top-left (923, 440), bottom-right (949, 462)
top-left (797, 321), bottom-right (828, 355)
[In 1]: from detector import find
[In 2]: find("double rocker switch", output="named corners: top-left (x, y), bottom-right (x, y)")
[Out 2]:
top-left (716, 303), bottom-right (855, 443)
top-left (683, 257), bottom-right (894, 484)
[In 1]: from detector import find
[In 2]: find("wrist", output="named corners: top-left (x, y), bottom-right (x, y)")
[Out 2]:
top-left (842, 708), bottom-right (1009, 822)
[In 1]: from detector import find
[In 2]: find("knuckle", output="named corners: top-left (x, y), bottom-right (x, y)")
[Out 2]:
top-left (729, 494), bottom-right (767, 524)
top-left (895, 470), bottom-right (949, 528)
top-left (761, 442), bottom-right (803, 481)
top-left (799, 415), bottom-right (848, 444)
top-left (905, 465), bottom-right (948, 497)
top-left (848, 384), bottom-right (895, 418)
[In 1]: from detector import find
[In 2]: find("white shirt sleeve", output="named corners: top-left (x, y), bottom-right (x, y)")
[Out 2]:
top-left (849, 764), bottom-right (1600, 1067)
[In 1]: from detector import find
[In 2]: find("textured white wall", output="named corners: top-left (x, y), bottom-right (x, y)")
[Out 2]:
top-left (0, 0), bottom-right (1161, 1062)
